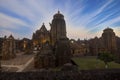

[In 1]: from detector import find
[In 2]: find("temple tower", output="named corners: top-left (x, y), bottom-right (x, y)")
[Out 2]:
top-left (102, 27), bottom-right (117, 53)
top-left (50, 11), bottom-right (67, 46)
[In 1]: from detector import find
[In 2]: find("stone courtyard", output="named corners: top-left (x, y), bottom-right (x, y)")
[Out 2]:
top-left (1, 52), bottom-right (35, 72)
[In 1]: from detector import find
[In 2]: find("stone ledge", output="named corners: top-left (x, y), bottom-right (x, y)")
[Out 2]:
top-left (1, 69), bottom-right (120, 80)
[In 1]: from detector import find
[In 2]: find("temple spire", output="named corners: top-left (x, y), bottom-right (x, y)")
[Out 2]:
top-left (42, 22), bottom-right (45, 26)
top-left (58, 10), bottom-right (60, 14)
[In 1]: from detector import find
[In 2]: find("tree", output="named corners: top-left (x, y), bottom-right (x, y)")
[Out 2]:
top-left (97, 52), bottom-right (114, 68)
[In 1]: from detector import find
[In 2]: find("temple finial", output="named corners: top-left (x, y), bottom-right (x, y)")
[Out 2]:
top-left (43, 22), bottom-right (44, 25)
top-left (58, 10), bottom-right (60, 14)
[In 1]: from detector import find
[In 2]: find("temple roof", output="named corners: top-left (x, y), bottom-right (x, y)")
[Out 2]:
top-left (8, 34), bottom-right (14, 39)
top-left (39, 23), bottom-right (47, 32)
top-left (104, 27), bottom-right (113, 32)
top-left (53, 11), bottom-right (64, 19)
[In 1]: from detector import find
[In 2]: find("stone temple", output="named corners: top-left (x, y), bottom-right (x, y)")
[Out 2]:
top-left (1, 35), bottom-right (16, 60)
top-left (102, 27), bottom-right (117, 53)
top-left (50, 11), bottom-right (67, 46)
top-left (34, 11), bottom-right (72, 68)
top-left (34, 42), bottom-right (55, 69)
top-left (32, 23), bottom-right (50, 48)
top-left (33, 11), bottom-right (120, 69)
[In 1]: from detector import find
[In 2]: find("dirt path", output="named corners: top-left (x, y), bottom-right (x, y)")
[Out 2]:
top-left (16, 57), bottom-right (34, 72)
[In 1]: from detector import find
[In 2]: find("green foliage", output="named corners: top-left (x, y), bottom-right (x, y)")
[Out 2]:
top-left (72, 56), bottom-right (120, 70)
top-left (97, 52), bottom-right (114, 64)
top-left (72, 57), bottom-right (105, 70)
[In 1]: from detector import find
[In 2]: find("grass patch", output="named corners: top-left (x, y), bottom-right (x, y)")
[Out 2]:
top-left (72, 56), bottom-right (120, 70)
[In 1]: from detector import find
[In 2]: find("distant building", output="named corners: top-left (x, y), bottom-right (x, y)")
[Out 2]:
top-left (70, 39), bottom-right (89, 56)
top-left (0, 37), bottom-right (4, 57)
top-left (32, 23), bottom-right (50, 49)
top-left (0, 38), bottom-right (4, 70)
top-left (70, 27), bottom-right (118, 57)
top-left (88, 27), bottom-right (118, 55)
top-left (89, 37), bottom-right (99, 56)
top-left (116, 36), bottom-right (120, 62)
top-left (1, 35), bottom-right (16, 60)
top-left (15, 38), bottom-right (32, 53)
top-left (101, 27), bottom-right (117, 53)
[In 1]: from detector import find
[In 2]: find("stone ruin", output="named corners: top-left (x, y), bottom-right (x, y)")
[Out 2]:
top-left (55, 37), bottom-right (72, 66)
top-left (34, 11), bottom-right (72, 69)
top-left (34, 42), bottom-right (55, 69)
top-left (34, 37), bottom-right (72, 69)
top-left (1, 35), bottom-right (16, 60)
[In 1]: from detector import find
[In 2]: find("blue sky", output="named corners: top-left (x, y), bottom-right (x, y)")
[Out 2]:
top-left (0, 0), bottom-right (120, 40)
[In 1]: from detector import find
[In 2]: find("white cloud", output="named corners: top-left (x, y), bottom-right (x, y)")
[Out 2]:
top-left (94, 0), bottom-right (113, 16)
top-left (74, 0), bottom-right (113, 26)
top-left (0, 0), bottom-right (56, 38)
top-left (0, 13), bottom-right (29, 29)
top-left (67, 24), bottom-right (103, 40)
top-left (89, 16), bottom-right (120, 32)
top-left (0, 0), bottom-right (56, 23)
top-left (93, 12), bottom-right (115, 26)
top-left (112, 27), bottom-right (120, 37)
top-left (0, 29), bottom-right (20, 39)
top-left (0, 1), bottom-right (34, 21)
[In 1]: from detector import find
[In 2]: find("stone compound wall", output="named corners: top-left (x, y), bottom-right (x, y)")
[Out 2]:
top-left (1, 69), bottom-right (120, 80)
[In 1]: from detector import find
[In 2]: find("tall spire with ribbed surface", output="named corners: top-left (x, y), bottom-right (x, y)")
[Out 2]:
top-left (50, 11), bottom-right (67, 46)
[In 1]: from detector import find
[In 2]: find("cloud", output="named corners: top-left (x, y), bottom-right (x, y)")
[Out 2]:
top-left (94, 0), bottom-right (113, 16)
top-left (74, 0), bottom-right (113, 27)
top-left (89, 16), bottom-right (120, 33)
top-left (113, 27), bottom-right (120, 37)
top-left (67, 24), bottom-right (103, 40)
top-left (0, 13), bottom-right (29, 29)
top-left (0, 0), bottom-right (56, 38)
top-left (0, 29), bottom-right (21, 39)
top-left (65, 0), bottom-right (114, 39)
top-left (0, 0), bottom-right (39, 22)
top-left (0, 0), bottom-right (55, 26)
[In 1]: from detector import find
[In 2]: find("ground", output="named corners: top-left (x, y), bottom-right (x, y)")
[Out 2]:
top-left (1, 52), bottom-right (35, 72)
top-left (1, 53), bottom-right (120, 72)
top-left (72, 56), bottom-right (120, 70)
